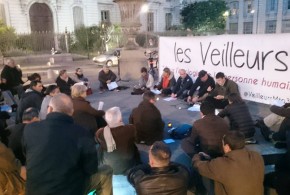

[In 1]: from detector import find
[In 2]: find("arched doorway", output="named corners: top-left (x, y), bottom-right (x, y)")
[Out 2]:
top-left (29, 3), bottom-right (53, 32)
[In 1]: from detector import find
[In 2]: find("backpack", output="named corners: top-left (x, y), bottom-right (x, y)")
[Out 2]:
top-left (168, 124), bottom-right (192, 139)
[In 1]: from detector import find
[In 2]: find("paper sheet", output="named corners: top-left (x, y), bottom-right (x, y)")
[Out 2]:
top-left (150, 89), bottom-right (161, 95)
top-left (163, 97), bottom-right (177, 101)
top-left (187, 104), bottom-right (201, 112)
top-left (107, 82), bottom-right (118, 90)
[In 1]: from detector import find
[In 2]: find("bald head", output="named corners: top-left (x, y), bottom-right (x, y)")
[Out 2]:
top-left (178, 69), bottom-right (187, 79)
top-left (7, 59), bottom-right (16, 68)
top-left (49, 93), bottom-right (74, 116)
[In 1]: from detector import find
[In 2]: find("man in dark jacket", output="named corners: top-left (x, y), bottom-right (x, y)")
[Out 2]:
top-left (16, 81), bottom-right (43, 123)
top-left (206, 72), bottom-right (239, 109)
top-left (98, 65), bottom-right (117, 93)
top-left (0, 58), bottom-right (24, 97)
top-left (55, 69), bottom-right (76, 95)
top-left (193, 131), bottom-right (264, 195)
top-left (171, 69), bottom-right (193, 99)
top-left (23, 93), bottom-right (112, 195)
top-left (127, 141), bottom-right (189, 195)
top-left (129, 91), bottom-right (164, 145)
top-left (182, 101), bottom-right (229, 158)
top-left (155, 67), bottom-right (176, 96)
top-left (187, 70), bottom-right (215, 104)
top-left (7, 107), bottom-right (40, 165)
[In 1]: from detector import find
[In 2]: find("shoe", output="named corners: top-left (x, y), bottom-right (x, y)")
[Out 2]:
top-left (259, 126), bottom-right (272, 141)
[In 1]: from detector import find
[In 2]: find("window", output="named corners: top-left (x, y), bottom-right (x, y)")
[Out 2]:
top-left (282, 20), bottom-right (290, 33)
top-left (147, 12), bottom-right (154, 32)
top-left (230, 1), bottom-right (239, 16)
top-left (265, 20), bottom-right (276, 33)
top-left (245, 0), bottom-right (253, 14)
top-left (229, 23), bottom-right (238, 34)
top-left (73, 6), bottom-right (84, 30)
top-left (243, 22), bottom-right (253, 34)
top-left (101, 10), bottom-right (110, 23)
top-left (165, 13), bottom-right (172, 30)
top-left (267, 0), bottom-right (277, 12)
top-left (0, 3), bottom-right (6, 24)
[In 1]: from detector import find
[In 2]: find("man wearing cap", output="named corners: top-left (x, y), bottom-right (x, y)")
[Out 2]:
top-left (187, 70), bottom-right (215, 104)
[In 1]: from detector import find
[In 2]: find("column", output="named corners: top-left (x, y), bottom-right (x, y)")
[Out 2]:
top-left (276, 0), bottom-right (283, 33)
top-left (238, 0), bottom-right (244, 34)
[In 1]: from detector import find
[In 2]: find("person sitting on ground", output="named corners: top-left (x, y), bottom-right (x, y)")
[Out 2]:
top-left (98, 65), bottom-right (117, 93)
top-left (187, 70), bottom-right (215, 104)
top-left (6, 107), bottom-right (40, 165)
top-left (218, 93), bottom-right (256, 139)
top-left (0, 142), bottom-right (26, 194)
top-left (127, 141), bottom-right (190, 195)
top-left (131, 67), bottom-right (154, 95)
top-left (182, 101), bottom-right (229, 158)
top-left (23, 73), bottom-right (42, 92)
top-left (55, 69), bottom-right (76, 96)
top-left (257, 103), bottom-right (290, 148)
top-left (16, 81), bottom-right (44, 123)
top-left (129, 91), bottom-right (164, 145)
top-left (39, 85), bottom-right (60, 120)
top-left (171, 69), bottom-right (193, 99)
top-left (0, 58), bottom-right (24, 98)
top-left (23, 93), bottom-right (113, 195)
top-left (71, 84), bottom-right (106, 136)
top-left (154, 67), bottom-right (176, 96)
top-left (206, 72), bottom-right (239, 109)
top-left (74, 68), bottom-right (89, 83)
top-left (193, 131), bottom-right (264, 195)
top-left (95, 107), bottom-right (140, 175)
top-left (264, 137), bottom-right (290, 195)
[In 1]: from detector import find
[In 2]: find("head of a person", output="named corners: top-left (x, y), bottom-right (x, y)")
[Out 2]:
top-left (222, 131), bottom-right (245, 154)
top-left (105, 107), bottom-right (123, 127)
top-left (200, 101), bottom-right (215, 117)
top-left (228, 93), bottom-right (243, 104)
top-left (28, 73), bottom-right (41, 81)
top-left (149, 141), bottom-right (171, 168)
top-left (7, 59), bottom-right (16, 68)
top-left (143, 91), bottom-right (156, 104)
top-left (103, 65), bottom-right (110, 74)
top-left (45, 85), bottom-right (60, 97)
top-left (178, 69), bottom-right (187, 79)
top-left (199, 70), bottom-right (208, 82)
top-left (48, 93), bottom-right (74, 116)
top-left (59, 69), bottom-right (68, 80)
top-left (22, 107), bottom-right (40, 124)
top-left (140, 67), bottom-right (148, 77)
top-left (75, 68), bottom-right (83, 76)
top-left (162, 67), bottom-right (171, 78)
top-left (30, 80), bottom-right (43, 93)
top-left (215, 72), bottom-right (226, 86)
top-left (71, 84), bottom-right (87, 98)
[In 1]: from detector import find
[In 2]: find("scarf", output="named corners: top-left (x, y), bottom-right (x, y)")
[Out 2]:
top-left (162, 75), bottom-right (170, 89)
top-left (103, 121), bottom-right (124, 152)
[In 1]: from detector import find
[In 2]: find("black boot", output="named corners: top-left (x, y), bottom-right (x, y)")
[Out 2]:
top-left (255, 119), bottom-right (272, 141)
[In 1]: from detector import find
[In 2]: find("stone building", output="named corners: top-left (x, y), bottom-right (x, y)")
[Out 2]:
top-left (0, 0), bottom-right (183, 33)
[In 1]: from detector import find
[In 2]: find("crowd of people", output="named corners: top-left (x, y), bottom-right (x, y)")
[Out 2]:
top-left (0, 58), bottom-right (289, 195)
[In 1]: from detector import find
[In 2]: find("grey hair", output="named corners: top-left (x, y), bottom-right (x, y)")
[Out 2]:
top-left (105, 107), bottom-right (122, 127)
top-left (49, 93), bottom-right (74, 115)
top-left (71, 84), bottom-right (87, 98)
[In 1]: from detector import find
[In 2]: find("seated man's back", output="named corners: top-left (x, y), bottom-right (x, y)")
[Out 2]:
top-left (128, 141), bottom-right (189, 195)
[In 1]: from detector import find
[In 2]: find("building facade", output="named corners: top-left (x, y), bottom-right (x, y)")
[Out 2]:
top-left (226, 0), bottom-right (290, 34)
top-left (0, 0), bottom-right (184, 34)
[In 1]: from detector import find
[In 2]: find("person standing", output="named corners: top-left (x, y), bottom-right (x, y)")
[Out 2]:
top-left (23, 94), bottom-right (112, 195)
top-left (129, 91), bottom-right (164, 145)
top-left (193, 131), bottom-right (264, 195)
top-left (0, 58), bottom-right (24, 98)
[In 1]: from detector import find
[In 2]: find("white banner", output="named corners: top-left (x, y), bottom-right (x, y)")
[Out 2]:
top-left (159, 34), bottom-right (290, 104)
